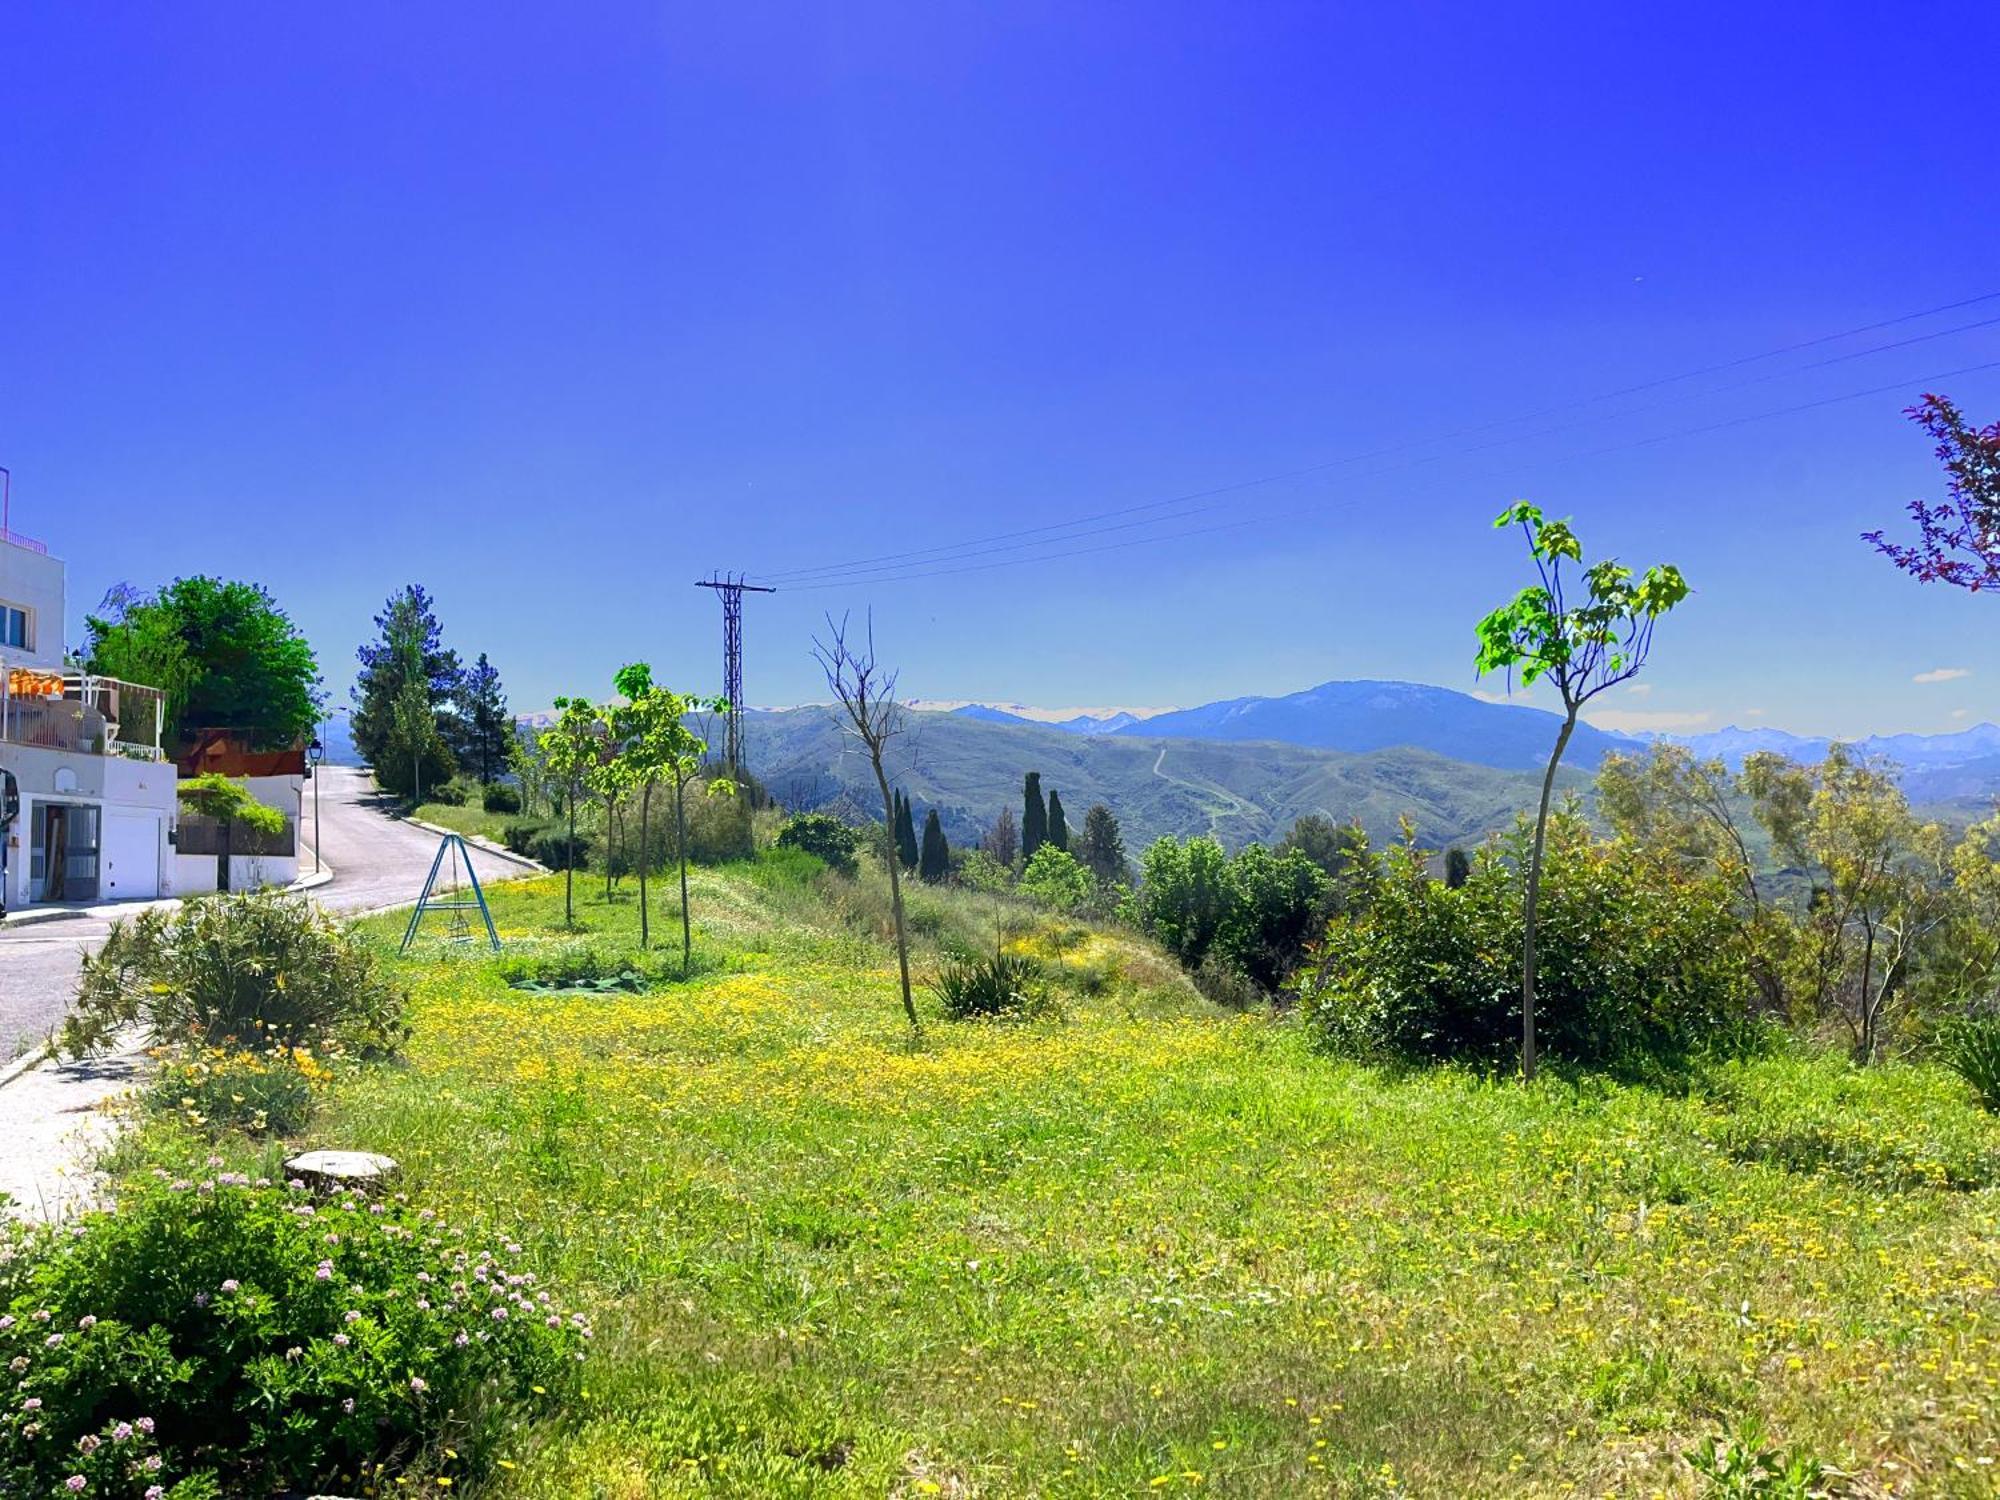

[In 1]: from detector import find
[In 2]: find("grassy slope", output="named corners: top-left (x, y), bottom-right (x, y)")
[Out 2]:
top-left (141, 858), bottom-right (2000, 1498)
top-left (746, 708), bottom-right (1588, 852)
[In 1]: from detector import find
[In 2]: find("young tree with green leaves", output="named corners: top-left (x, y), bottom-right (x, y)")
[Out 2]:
top-left (813, 613), bottom-right (920, 1031)
top-left (1022, 772), bottom-right (1048, 860)
top-left (1046, 788), bottom-right (1070, 853)
top-left (1137, 835), bottom-right (1233, 967)
top-left (1475, 502), bottom-right (1689, 1079)
top-left (918, 807), bottom-right (950, 883)
top-left (611, 662), bottom-right (732, 967)
top-left (540, 697), bottom-right (605, 928)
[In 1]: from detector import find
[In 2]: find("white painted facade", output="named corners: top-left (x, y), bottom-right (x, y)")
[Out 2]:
top-left (0, 535), bottom-right (65, 672)
top-left (0, 534), bottom-right (176, 909)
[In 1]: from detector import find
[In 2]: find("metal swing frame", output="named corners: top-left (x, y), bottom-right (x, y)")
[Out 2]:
top-left (400, 832), bottom-right (501, 952)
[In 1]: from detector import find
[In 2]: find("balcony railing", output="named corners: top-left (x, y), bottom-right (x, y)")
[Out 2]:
top-left (0, 671), bottom-right (166, 760)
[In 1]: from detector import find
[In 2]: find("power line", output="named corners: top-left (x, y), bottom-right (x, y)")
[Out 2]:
top-left (753, 289), bottom-right (2000, 586)
top-left (781, 354), bottom-right (2000, 593)
top-left (785, 310), bottom-right (2000, 588)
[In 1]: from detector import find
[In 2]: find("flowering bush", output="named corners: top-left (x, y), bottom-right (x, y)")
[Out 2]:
top-left (0, 1172), bottom-right (589, 1496)
top-left (62, 891), bottom-right (408, 1059)
top-left (145, 1043), bottom-right (331, 1136)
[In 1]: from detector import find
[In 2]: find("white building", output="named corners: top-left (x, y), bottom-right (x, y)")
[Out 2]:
top-left (1, 528), bottom-right (178, 910)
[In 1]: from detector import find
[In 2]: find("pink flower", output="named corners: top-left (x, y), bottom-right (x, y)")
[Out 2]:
top-left (333, 1334), bottom-right (350, 1347)
top-left (147, 1489), bottom-right (164, 1500)
top-left (65, 1478), bottom-right (85, 1493)
top-left (344, 1310), bottom-right (361, 1324)
top-left (137, 1417), bottom-right (155, 1435)
top-left (409, 1376), bottom-right (427, 1392)
top-left (77, 1315), bottom-right (96, 1329)
top-left (23, 1398), bottom-right (42, 1411)
top-left (220, 1280), bottom-right (239, 1293)
top-left (113, 1423), bottom-right (134, 1442)
top-left (490, 1307), bottom-right (507, 1321)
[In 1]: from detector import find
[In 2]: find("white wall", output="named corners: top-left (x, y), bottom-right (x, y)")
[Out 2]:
top-left (1, 742), bottom-right (176, 908)
top-left (0, 537), bottom-right (66, 672)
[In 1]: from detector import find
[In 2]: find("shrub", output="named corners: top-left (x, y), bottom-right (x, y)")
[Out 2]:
top-left (482, 782), bottom-right (522, 815)
top-left (1019, 845), bottom-right (1093, 914)
top-left (955, 848), bottom-right (1013, 894)
top-left (930, 952), bottom-right (1043, 1019)
top-left (63, 892), bottom-right (408, 1059)
top-left (1191, 953), bottom-right (1263, 1010)
top-left (774, 812), bottom-right (861, 875)
top-left (147, 1043), bottom-right (328, 1136)
top-left (0, 1175), bottom-right (589, 1497)
top-left (1297, 817), bottom-right (1752, 1073)
top-left (1217, 843), bottom-right (1330, 992)
top-left (423, 777), bottom-right (469, 807)
top-left (1137, 835), bottom-right (1232, 966)
top-left (1940, 1015), bottom-right (2000, 1112)
top-left (501, 819), bottom-right (587, 871)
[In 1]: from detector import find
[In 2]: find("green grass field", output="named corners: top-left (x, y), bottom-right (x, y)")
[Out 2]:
top-left (129, 858), bottom-right (2000, 1496)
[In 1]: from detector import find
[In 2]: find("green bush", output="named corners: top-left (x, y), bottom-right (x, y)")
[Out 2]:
top-left (1019, 846), bottom-right (1093, 914)
top-left (423, 777), bottom-right (470, 807)
top-left (930, 952), bottom-right (1043, 1020)
top-left (1940, 1016), bottom-right (2000, 1112)
top-left (1297, 817), bottom-right (1752, 1073)
top-left (0, 1176), bottom-right (589, 1497)
top-left (63, 892), bottom-right (408, 1059)
top-left (1137, 835), bottom-right (1233, 967)
top-left (1217, 843), bottom-right (1330, 992)
top-left (482, 782), bottom-right (522, 815)
top-left (147, 1043), bottom-right (325, 1136)
top-left (502, 819), bottom-right (587, 871)
top-left (774, 812), bottom-right (861, 875)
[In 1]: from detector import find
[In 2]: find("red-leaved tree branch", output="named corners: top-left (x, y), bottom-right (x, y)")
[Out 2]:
top-left (1865, 394), bottom-right (2000, 594)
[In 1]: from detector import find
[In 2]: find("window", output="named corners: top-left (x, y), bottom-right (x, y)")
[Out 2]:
top-left (0, 605), bottom-right (26, 650)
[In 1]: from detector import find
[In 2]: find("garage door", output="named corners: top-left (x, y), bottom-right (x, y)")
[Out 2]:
top-left (102, 809), bottom-right (161, 900)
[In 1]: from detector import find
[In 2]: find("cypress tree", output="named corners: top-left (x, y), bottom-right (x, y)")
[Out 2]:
top-left (1022, 771), bottom-right (1047, 860)
top-left (1047, 788), bottom-right (1069, 853)
top-left (1445, 847), bottom-right (1472, 889)
top-left (894, 789), bottom-right (919, 870)
top-left (918, 808), bottom-right (950, 883)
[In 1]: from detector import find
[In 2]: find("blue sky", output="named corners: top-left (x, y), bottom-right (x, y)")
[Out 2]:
top-left (2, 2), bottom-right (1996, 738)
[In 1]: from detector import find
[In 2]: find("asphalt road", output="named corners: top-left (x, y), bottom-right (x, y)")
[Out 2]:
top-left (0, 765), bottom-right (527, 1061)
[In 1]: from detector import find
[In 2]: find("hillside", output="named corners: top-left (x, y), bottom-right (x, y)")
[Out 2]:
top-left (1091, 678), bottom-right (1633, 770)
top-left (745, 705), bottom-right (1579, 850)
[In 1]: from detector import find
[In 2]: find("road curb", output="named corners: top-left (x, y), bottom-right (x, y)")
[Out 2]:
top-left (0, 1043), bottom-right (53, 1093)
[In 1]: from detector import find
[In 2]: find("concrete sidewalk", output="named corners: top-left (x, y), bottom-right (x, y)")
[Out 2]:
top-left (0, 865), bottom-right (334, 1221)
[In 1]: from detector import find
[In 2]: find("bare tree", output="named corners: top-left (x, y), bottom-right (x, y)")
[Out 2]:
top-left (812, 612), bottom-right (919, 1031)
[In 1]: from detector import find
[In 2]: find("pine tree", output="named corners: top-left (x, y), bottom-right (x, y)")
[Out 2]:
top-left (894, 789), bottom-right (919, 870)
top-left (1022, 771), bottom-right (1047, 860)
top-left (1047, 789), bottom-right (1070, 853)
top-left (918, 808), bottom-right (950, 883)
top-left (352, 584), bottom-right (461, 797)
top-left (454, 652), bottom-right (511, 784)
top-left (1079, 802), bottom-right (1127, 885)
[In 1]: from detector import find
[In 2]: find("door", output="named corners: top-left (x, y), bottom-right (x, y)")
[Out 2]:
top-left (102, 809), bottom-right (161, 900)
top-left (31, 803), bottom-right (101, 902)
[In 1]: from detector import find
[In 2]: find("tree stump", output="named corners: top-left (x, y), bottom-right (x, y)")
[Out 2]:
top-left (284, 1149), bottom-right (398, 1194)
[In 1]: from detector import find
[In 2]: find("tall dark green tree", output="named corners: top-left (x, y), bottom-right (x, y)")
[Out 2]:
top-left (918, 807), bottom-right (950, 883)
top-left (352, 585), bottom-right (461, 796)
top-left (85, 577), bottom-right (320, 751)
top-left (1078, 803), bottom-right (1127, 886)
top-left (894, 789), bottom-right (919, 870)
top-left (1047, 789), bottom-right (1070, 853)
top-left (453, 653), bottom-right (512, 784)
top-left (1445, 847), bottom-right (1472, 888)
top-left (1022, 772), bottom-right (1048, 860)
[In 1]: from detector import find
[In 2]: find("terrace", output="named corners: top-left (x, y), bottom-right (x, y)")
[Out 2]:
top-left (0, 668), bottom-right (167, 761)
